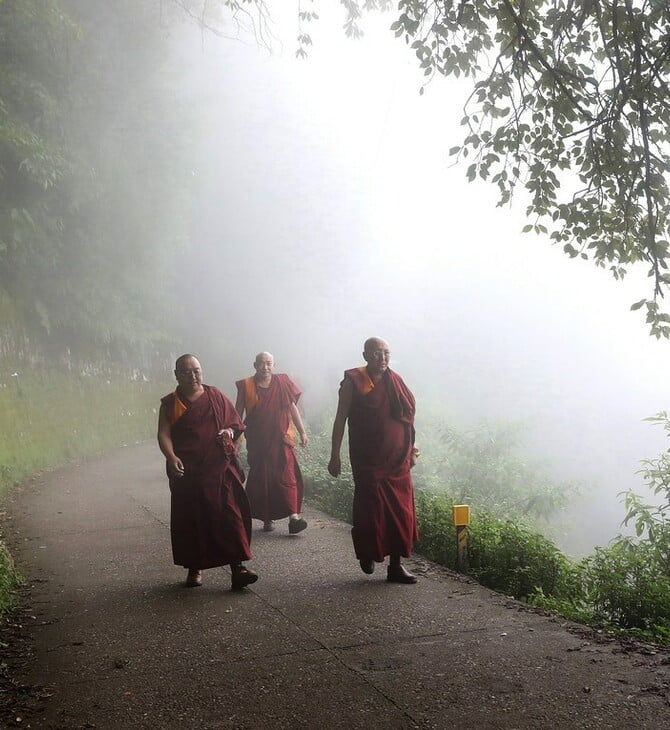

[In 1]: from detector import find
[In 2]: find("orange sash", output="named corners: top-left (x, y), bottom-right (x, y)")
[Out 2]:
top-left (242, 377), bottom-right (260, 415)
top-left (355, 366), bottom-right (376, 395)
top-left (168, 390), bottom-right (188, 425)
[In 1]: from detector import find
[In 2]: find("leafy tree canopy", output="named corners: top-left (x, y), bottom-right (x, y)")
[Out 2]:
top-left (187, 0), bottom-right (670, 337)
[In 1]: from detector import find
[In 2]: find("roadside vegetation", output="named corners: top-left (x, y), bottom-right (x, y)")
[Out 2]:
top-left (0, 366), bottom-right (160, 612)
top-left (0, 369), bottom-right (669, 644)
top-left (303, 415), bottom-right (670, 646)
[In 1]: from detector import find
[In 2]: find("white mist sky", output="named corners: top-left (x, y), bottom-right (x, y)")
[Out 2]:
top-left (169, 4), bottom-right (669, 552)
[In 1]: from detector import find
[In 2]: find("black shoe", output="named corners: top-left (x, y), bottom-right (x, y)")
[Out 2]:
top-left (386, 565), bottom-right (417, 584)
top-left (359, 559), bottom-right (375, 575)
top-left (185, 569), bottom-right (202, 587)
top-left (288, 516), bottom-right (308, 534)
top-left (263, 520), bottom-right (275, 532)
top-left (231, 566), bottom-right (258, 590)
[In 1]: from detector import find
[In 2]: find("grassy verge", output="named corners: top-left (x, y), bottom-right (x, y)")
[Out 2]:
top-left (0, 366), bottom-right (162, 613)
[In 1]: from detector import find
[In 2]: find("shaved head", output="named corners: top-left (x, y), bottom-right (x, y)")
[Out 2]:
top-left (363, 337), bottom-right (389, 356)
top-left (363, 337), bottom-right (391, 377)
top-left (253, 351), bottom-right (275, 381)
top-left (175, 353), bottom-right (199, 371)
top-left (254, 351), bottom-right (274, 366)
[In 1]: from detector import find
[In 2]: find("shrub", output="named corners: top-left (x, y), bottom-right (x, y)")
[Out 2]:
top-left (467, 511), bottom-right (579, 600)
top-left (413, 418), bottom-right (579, 522)
top-left (581, 538), bottom-right (670, 631)
top-left (413, 488), bottom-right (458, 566)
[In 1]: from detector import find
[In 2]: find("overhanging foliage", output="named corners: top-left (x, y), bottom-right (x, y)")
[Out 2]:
top-left (189, 0), bottom-right (670, 337)
top-left (388, 0), bottom-right (670, 337)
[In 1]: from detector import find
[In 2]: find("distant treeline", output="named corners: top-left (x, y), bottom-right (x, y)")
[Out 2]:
top-left (0, 0), bottom-right (192, 373)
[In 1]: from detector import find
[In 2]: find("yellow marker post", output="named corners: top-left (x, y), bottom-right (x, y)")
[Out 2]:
top-left (452, 504), bottom-right (471, 574)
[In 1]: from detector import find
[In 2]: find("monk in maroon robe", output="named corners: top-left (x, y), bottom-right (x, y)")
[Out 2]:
top-left (157, 354), bottom-right (258, 590)
top-left (235, 352), bottom-right (309, 534)
top-left (328, 337), bottom-right (420, 583)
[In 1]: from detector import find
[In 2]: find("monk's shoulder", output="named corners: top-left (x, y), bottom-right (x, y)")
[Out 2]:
top-left (275, 373), bottom-right (301, 399)
top-left (345, 367), bottom-right (370, 389)
top-left (205, 384), bottom-right (233, 406)
top-left (275, 373), bottom-right (295, 388)
top-left (389, 369), bottom-right (413, 390)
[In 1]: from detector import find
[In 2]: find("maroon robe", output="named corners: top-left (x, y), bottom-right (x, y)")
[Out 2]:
top-left (344, 367), bottom-right (418, 562)
top-left (161, 385), bottom-right (252, 569)
top-left (235, 374), bottom-right (304, 522)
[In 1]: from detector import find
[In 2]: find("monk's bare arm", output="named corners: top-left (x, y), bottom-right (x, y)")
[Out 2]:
top-left (157, 403), bottom-right (184, 478)
top-left (328, 378), bottom-right (353, 477)
top-left (289, 401), bottom-right (309, 447)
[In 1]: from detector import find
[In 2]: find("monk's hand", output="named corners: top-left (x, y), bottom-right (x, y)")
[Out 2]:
top-left (169, 457), bottom-right (185, 478)
top-left (300, 432), bottom-right (309, 448)
top-left (327, 456), bottom-right (341, 477)
top-left (217, 428), bottom-right (233, 444)
top-left (217, 428), bottom-right (236, 456)
top-left (410, 445), bottom-right (420, 468)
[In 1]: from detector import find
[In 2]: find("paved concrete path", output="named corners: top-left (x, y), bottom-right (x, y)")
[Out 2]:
top-left (2, 442), bottom-right (670, 729)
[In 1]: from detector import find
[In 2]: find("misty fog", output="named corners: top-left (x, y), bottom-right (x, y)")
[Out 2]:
top-left (164, 6), bottom-right (667, 553)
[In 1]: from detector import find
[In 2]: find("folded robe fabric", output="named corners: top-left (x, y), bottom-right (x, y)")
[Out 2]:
top-left (161, 385), bottom-right (251, 569)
